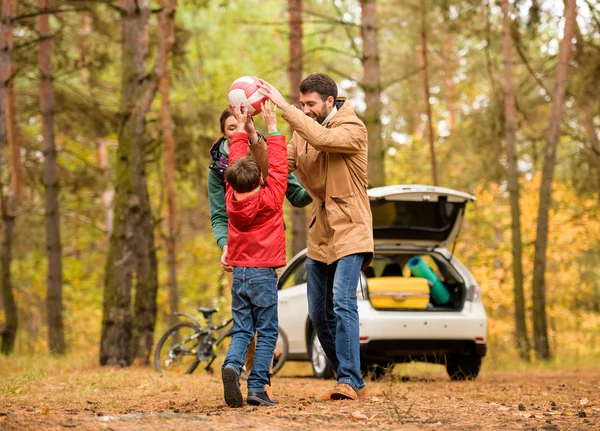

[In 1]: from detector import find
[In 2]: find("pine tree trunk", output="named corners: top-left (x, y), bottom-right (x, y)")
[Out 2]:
top-left (0, 0), bottom-right (18, 356)
top-left (289, 0), bottom-right (307, 256)
top-left (531, 0), bottom-right (577, 361)
top-left (0, 204), bottom-right (16, 355)
top-left (96, 140), bottom-right (115, 236)
top-left (101, 0), bottom-right (154, 366)
top-left (4, 0), bottom-right (20, 203)
top-left (360, 0), bottom-right (384, 187)
top-left (441, 1), bottom-right (457, 132)
top-left (158, 0), bottom-right (179, 326)
top-left (502, 0), bottom-right (530, 361)
top-left (38, 0), bottom-right (65, 355)
top-left (421, 0), bottom-right (438, 186)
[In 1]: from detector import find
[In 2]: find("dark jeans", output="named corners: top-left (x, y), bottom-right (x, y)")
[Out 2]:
top-left (306, 254), bottom-right (365, 392)
top-left (222, 267), bottom-right (278, 393)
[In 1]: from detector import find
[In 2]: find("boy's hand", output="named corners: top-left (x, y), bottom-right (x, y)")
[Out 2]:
top-left (257, 81), bottom-right (290, 110)
top-left (261, 101), bottom-right (278, 134)
top-left (230, 103), bottom-right (248, 133)
top-left (244, 112), bottom-right (256, 135)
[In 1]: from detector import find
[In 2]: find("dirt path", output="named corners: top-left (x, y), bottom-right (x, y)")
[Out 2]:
top-left (1, 365), bottom-right (599, 430)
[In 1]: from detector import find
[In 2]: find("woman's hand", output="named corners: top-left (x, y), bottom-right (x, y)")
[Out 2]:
top-left (261, 101), bottom-right (278, 134)
top-left (257, 81), bottom-right (290, 110)
top-left (221, 245), bottom-right (233, 272)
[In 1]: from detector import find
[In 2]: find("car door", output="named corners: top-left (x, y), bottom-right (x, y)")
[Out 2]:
top-left (278, 254), bottom-right (310, 356)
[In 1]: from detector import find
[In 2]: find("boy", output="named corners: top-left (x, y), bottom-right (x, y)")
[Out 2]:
top-left (221, 102), bottom-right (287, 408)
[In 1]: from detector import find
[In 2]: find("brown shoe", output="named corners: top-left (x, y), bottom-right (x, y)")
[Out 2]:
top-left (358, 386), bottom-right (367, 398)
top-left (330, 383), bottom-right (358, 401)
top-left (265, 383), bottom-right (274, 399)
top-left (318, 387), bottom-right (334, 401)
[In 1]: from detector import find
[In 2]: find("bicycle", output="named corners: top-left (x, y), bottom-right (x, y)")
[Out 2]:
top-left (154, 306), bottom-right (288, 376)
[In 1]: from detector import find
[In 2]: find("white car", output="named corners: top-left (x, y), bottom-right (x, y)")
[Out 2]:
top-left (277, 185), bottom-right (487, 380)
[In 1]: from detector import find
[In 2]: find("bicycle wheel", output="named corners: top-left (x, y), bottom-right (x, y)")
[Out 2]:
top-left (154, 322), bottom-right (202, 375)
top-left (272, 326), bottom-right (289, 375)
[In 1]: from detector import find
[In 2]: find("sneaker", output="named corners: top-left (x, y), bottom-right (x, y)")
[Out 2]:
top-left (330, 383), bottom-right (358, 401)
top-left (222, 366), bottom-right (243, 408)
top-left (247, 391), bottom-right (277, 406)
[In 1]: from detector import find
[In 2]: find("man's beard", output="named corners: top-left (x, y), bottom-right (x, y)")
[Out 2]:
top-left (307, 104), bottom-right (330, 124)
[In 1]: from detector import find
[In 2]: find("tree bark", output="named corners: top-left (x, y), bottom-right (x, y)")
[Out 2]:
top-left (38, 0), bottom-right (65, 355)
top-left (0, 0), bottom-right (18, 356)
top-left (502, 0), bottom-right (530, 361)
top-left (289, 0), bottom-right (307, 256)
top-left (441, 1), bottom-right (457, 132)
top-left (158, 0), bottom-right (179, 327)
top-left (4, 0), bottom-right (19, 203)
top-left (101, 0), bottom-right (164, 366)
top-left (96, 140), bottom-right (115, 236)
top-left (531, 0), bottom-right (577, 361)
top-left (360, 0), bottom-right (384, 187)
top-left (421, 0), bottom-right (438, 186)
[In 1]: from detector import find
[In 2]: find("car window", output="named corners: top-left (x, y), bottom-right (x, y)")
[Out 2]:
top-left (279, 259), bottom-right (306, 289)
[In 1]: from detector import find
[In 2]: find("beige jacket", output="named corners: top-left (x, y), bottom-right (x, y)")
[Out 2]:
top-left (252, 98), bottom-right (374, 267)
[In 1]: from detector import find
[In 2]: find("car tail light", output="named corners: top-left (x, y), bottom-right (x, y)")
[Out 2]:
top-left (360, 337), bottom-right (370, 343)
top-left (467, 284), bottom-right (482, 302)
top-left (356, 272), bottom-right (368, 300)
top-left (475, 337), bottom-right (485, 343)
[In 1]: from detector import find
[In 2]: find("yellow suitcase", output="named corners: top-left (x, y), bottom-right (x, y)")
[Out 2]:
top-left (367, 277), bottom-right (430, 310)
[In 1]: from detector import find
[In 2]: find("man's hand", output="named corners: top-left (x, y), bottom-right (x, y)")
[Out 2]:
top-left (261, 101), bottom-right (278, 134)
top-left (258, 81), bottom-right (290, 110)
top-left (221, 245), bottom-right (233, 272)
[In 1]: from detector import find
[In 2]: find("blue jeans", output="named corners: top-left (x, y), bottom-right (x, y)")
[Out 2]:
top-left (306, 254), bottom-right (365, 392)
top-left (222, 267), bottom-right (278, 393)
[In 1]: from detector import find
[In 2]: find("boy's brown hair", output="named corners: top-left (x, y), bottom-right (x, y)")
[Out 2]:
top-left (225, 156), bottom-right (262, 193)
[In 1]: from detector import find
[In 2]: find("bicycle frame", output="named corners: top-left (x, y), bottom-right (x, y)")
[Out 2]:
top-left (172, 311), bottom-right (202, 328)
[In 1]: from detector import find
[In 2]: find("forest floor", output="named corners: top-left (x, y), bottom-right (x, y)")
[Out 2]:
top-left (1, 360), bottom-right (599, 430)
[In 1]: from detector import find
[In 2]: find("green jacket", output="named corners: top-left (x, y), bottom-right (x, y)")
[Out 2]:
top-left (208, 137), bottom-right (312, 250)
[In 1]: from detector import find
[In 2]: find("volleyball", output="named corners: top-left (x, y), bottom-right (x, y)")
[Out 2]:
top-left (228, 76), bottom-right (268, 116)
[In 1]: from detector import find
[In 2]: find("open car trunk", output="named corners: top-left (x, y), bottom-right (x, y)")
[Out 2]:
top-left (363, 185), bottom-right (475, 311)
top-left (368, 185), bottom-right (475, 249)
top-left (361, 249), bottom-right (466, 311)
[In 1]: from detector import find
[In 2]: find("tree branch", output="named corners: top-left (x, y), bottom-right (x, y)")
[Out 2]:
top-left (304, 46), bottom-right (357, 59)
top-left (330, 1), bottom-right (362, 60)
top-left (15, 7), bottom-right (86, 21)
top-left (513, 36), bottom-right (552, 99)
top-left (382, 67), bottom-right (424, 91)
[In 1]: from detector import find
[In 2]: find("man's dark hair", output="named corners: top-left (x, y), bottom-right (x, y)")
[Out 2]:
top-left (299, 73), bottom-right (338, 101)
top-left (224, 156), bottom-right (262, 193)
top-left (219, 108), bottom-right (233, 134)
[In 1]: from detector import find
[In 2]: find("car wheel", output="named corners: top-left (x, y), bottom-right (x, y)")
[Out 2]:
top-left (445, 354), bottom-right (482, 381)
top-left (361, 362), bottom-right (394, 381)
top-left (309, 331), bottom-right (335, 379)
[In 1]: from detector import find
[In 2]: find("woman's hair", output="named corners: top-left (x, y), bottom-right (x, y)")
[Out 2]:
top-left (224, 156), bottom-right (261, 193)
top-left (219, 108), bottom-right (233, 134)
top-left (299, 73), bottom-right (338, 101)
top-left (219, 107), bottom-right (254, 134)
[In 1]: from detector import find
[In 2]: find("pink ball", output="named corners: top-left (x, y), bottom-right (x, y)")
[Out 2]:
top-left (228, 76), bottom-right (268, 116)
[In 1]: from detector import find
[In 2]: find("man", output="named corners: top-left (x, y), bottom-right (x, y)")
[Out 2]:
top-left (257, 73), bottom-right (374, 401)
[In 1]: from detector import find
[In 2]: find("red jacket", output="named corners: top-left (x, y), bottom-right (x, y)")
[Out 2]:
top-left (226, 132), bottom-right (288, 268)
